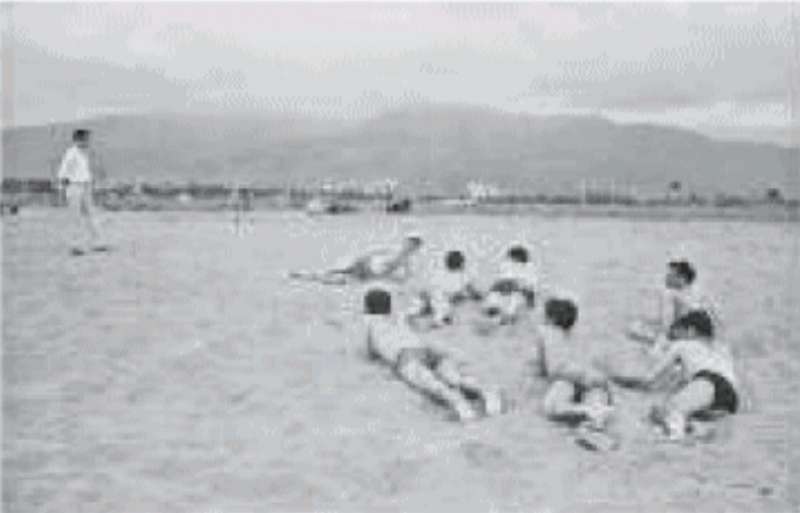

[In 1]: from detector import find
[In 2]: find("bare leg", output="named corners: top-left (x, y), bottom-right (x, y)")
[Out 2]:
top-left (627, 318), bottom-right (662, 345)
top-left (396, 359), bottom-right (477, 421)
top-left (287, 268), bottom-right (350, 284)
top-left (659, 378), bottom-right (715, 440)
top-left (543, 380), bottom-right (595, 424)
top-left (500, 293), bottom-right (526, 324)
top-left (81, 189), bottom-right (102, 248)
top-left (582, 387), bottom-right (614, 430)
top-left (435, 359), bottom-right (504, 416)
top-left (67, 185), bottom-right (91, 253)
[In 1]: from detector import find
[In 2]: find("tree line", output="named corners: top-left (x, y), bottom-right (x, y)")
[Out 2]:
top-left (1, 177), bottom-right (796, 209)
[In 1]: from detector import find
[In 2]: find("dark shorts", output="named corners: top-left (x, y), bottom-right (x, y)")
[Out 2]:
top-left (693, 370), bottom-right (739, 414)
top-left (489, 279), bottom-right (535, 307)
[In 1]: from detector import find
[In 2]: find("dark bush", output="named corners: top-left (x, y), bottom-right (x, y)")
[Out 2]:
top-left (386, 198), bottom-right (412, 213)
top-left (714, 194), bottom-right (749, 208)
top-left (765, 187), bottom-right (784, 204)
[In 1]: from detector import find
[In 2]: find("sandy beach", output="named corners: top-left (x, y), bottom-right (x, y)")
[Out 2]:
top-left (3, 209), bottom-right (799, 512)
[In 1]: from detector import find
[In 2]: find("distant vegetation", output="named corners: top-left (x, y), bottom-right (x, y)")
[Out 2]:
top-left (2, 177), bottom-right (797, 215)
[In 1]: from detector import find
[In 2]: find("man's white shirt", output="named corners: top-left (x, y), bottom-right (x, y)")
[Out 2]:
top-left (57, 146), bottom-right (92, 183)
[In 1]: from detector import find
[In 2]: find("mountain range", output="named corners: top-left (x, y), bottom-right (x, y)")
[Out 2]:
top-left (3, 104), bottom-right (798, 197)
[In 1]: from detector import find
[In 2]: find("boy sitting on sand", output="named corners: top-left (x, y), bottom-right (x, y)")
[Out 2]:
top-left (406, 250), bottom-right (483, 329)
top-left (636, 310), bottom-right (740, 441)
top-left (363, 287), bottom-right (504, 421)
top-left (482, 244), bottom-right (539, 325)
top-left (629, 258), bottom-right (721, 347)
top-left (536, 297), bottom-right (614, 435)
top-left (289, 234), bottom-right (423, 285)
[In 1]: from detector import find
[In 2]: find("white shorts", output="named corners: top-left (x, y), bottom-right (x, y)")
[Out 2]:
top-left (65, 182), bottom-right (94, 213)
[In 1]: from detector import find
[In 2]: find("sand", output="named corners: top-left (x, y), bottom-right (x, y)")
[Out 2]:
top-left (3, 209), bottom-right (799, 512)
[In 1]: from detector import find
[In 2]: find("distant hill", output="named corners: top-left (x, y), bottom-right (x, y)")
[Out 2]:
top-left (3, 105), bottom-right (798, 197)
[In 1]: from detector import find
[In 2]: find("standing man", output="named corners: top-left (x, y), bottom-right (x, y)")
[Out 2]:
top-left (56, 128), bottom-right (106, 255)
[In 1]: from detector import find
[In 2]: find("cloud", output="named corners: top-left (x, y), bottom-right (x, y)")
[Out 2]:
top-left (2, 2), bottom-right (795, 134)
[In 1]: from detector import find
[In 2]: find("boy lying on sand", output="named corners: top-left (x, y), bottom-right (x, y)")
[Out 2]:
top-left (289, 234), bottom-right (423, 285)
top-left (535, 296), bottom-right (616, 445)
top-left (363, 287), bottom-right (505, 421)
top-left (628, 258), bottom-right (722, 346)
top-left (635, 310), bottom-right (740, 441)
top-left (406, 250), bottom-right (483, 329)
top-left (481, 245), bottom-right (539, 325)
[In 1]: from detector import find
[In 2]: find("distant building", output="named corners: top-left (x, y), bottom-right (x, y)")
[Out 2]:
top-left (467, 180), bottom-right (500, 201)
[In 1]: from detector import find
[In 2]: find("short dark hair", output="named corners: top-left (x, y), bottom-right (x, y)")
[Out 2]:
top-left (72, 129), bottom-right (90, 142)
top-left (507, 245), bottom-right (529, 264)
top-left (545, 297), bottom-right (578, 331)
top-left (364, 288), bottom-right (392, 315)
top-left (670, 310), bottom-right (714, 339)
top-left (445, 250), bottom-right (465, 271)
top-left (668, 260), bottom-right (696, 284)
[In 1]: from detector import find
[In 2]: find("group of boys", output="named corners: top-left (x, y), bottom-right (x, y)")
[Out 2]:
top-left (292, 234), bottom-right (741, 446)
top-left (56, 128), bottom-right (740, 444)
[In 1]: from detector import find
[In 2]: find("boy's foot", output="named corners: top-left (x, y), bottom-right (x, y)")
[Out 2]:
top-left (70, 247), bottom-right (86, 256)
top-left (482, 390), bottom-right (506, 417)
top-left (575, 423), bottom-right (619, 452)
top-left (585, 403), bottom-right (614, 430)
top-left (91, 244), bottom-right (111, 253)
top-left (663, 411), bottom-right (687, 441)
top-left (453, 401), bottom-right (479, 422)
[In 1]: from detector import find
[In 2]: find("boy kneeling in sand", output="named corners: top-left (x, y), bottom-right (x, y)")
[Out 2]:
top-left (289, 234), bottom-right (423, 285)
top-left (482, 245), bottom-right (538, 325)
top-left (536, 297), bottom-right (614, 436)
top-left (406, 250), bottom-right (482, 329)
top-left (638, 310), bottom-right (740, 441)
top-left (364, 287), bottom-right (504, 421)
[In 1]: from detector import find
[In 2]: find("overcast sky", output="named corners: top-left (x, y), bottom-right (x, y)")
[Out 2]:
top-left (2, 2), bottom-right (797, 142)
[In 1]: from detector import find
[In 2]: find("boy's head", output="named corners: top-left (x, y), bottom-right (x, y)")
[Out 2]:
top-left (444, 250), bottom-right (465, 271)
top-left (669, 310), bottom-right (714, 340)
top-left (507, 245), bottom-right (529, 264)
top-left (666, 259), bottom-right (696, 289)
top-left (544, 297), bottom-right (578, 332)
top-left (72, 129), bottom-right (91, 149)
top-left (364, 287), bottom-right (392, 315)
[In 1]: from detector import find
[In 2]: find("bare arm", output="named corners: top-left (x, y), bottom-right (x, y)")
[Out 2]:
top-left (649, 333), bottom-right (672, 358)
top-left (56, 150), bottom-right (72, 184)
top-left (657, 289), bottom-right (675, 333)
top-left (641, 347), bottom-right (680, 390)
